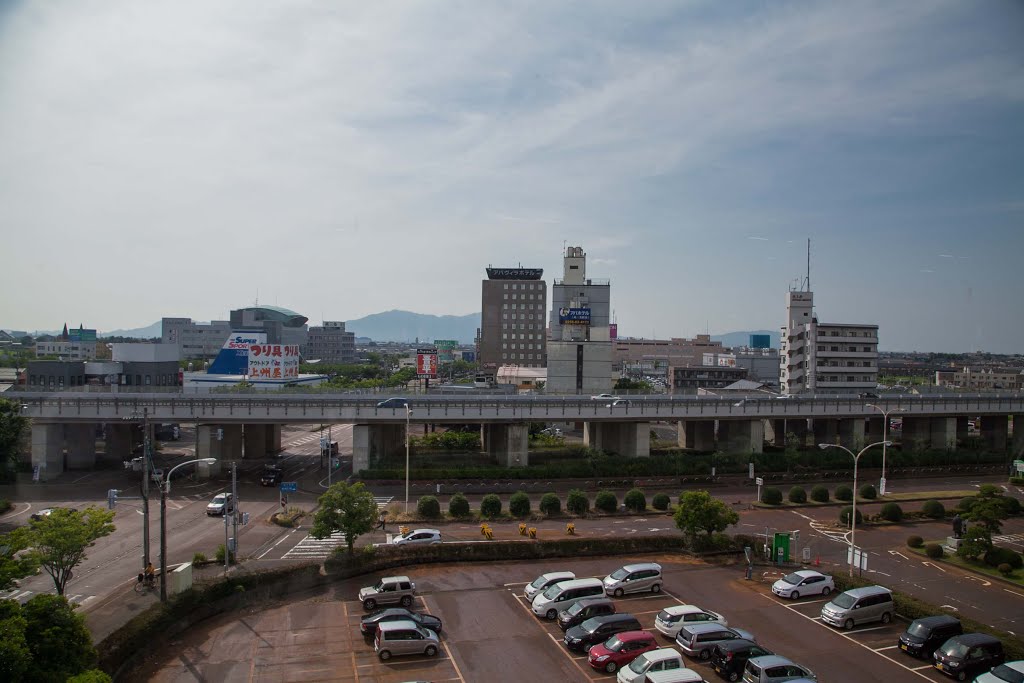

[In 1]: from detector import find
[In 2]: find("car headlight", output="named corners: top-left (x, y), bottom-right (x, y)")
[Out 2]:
top-left (570, 638), bottom-right (581, 644)
top-left (593, 655), bottom-right (609, 662)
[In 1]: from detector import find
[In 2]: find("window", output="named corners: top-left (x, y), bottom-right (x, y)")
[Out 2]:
top-left (847, 376), bottom-right (855, 382)
top-left (863, 346), bottom-right (872, 352)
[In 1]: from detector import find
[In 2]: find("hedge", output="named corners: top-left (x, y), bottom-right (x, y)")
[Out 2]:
top-left (788, 487), bottom-right (807, 504)
top-left (839, 506), bottom-right (862, 526)
top-left (925, 543), bottom-right (944, 559)
top-left (566, 489), bottom-right (589, 515)
top-left (835, 485), bottom-right (853, 502)
top-left (448, 493), bottom-right (470, 517)
top-left (906, 535), bottom-right (923, 548)
top-left (417, 496), bottom-right (441, 519)
top-left (762, 487), bottom-right (783, 505)
top-left (624, 488), bottom-right (647, 513)
top-left (652, 493), bottom-right (671, 511)
top-left (539, 493), bottom-right (561, 516)
top-left (921, 500), bottom-right (945, 519)
top-left (984, 547), bottom-right (1023, 569)
top-left (810, 485), bottom-right (829, 503)
top-left (594, 490), bottom-right (618, 513)
top-left (879, 502), bottom-right (903, 523)
top-left (858, 484), bottom-right (878, 500)
top-left (509, 491), bottom-right (531, 518)
top-left (481, 494), bottom-right (502, 518)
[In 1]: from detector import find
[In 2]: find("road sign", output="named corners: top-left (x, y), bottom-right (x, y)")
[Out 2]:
top-left (1015, 460), bottom-right (1024, 473)
top-left (748, 463), bottom-right (755, 479)
top-left (280, 494), bottom-right (288, 508)
top-left (280, 482), bottom-right (298, 492)
top-left (755, 477), bottom-right (764, 486)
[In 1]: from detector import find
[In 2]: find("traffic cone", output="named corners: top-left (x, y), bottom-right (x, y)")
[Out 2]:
top-left (814, 555), bottom-right (820, 567)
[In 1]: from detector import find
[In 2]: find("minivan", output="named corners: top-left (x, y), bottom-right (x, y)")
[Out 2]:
top-left (564, 613), bottom-right (644, 652)
top-left (373, 620), bottom-right (440, 661)
top-left (933, 633), bottom-right (1004, 680)
top-left (898, 615), bottom-right (962, 659)
top-left (525, 571), bottom-right (576, 602)
top-left (711, 639), bottom-right (774, 682)
top-left (742, 655), bottom-right (816, 682)
top-left (605, 562), bottom-right (663, 597)
top-left (675, 623), bottom-right (755, 660)
top-left (617, 647), bottom-right (687, 683)
top-left (532, 577), bottom-right (605, 620)
top-left (643, 670), bottom-right (704, 683)
top-left (820, 585), bottom-right (893, 630)
top-left (559, 596), bottom-right (616, 631)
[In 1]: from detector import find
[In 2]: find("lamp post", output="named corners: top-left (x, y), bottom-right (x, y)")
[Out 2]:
top-left (405, 402), bottom-right (412, 514)
top-left (866, 404), bottom-right (903, 496)
top-left (818, 440), bottom-right (891, 576)
top-left (159, 457), bottom-right (216, 601)
top-left (123, 408), bottom-right (151, 573)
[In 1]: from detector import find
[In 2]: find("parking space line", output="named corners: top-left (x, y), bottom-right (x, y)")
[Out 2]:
top-left (421, 595), bottom-right (466, 683)
top-left (547, 633), bottom-right (598, 679)
top-left (851, 625), bottom-right (895, 633)
top-left (911, 665), bottom-right (935, 671)
top-left (875, 645), bottom-right (899, 651)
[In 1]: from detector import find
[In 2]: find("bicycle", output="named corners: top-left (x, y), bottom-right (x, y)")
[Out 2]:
top-left (134, 573), bottom-right (157, 594)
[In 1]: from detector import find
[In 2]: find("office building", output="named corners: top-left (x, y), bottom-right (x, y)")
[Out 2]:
top-left (668, 364), bottom-right (748, 392)
top-left (479, 267), bottom-right (547, 370)
top-left (35, 324), bottom-right (97, 361)
top-left (935, 367), bottom-right (1024, 391)
top-left (614, 335), bottom-right (725, 377)
top-left (307, 321), bottom-right (356, 364)
top-left (163, 305), bottom-right (310, 360)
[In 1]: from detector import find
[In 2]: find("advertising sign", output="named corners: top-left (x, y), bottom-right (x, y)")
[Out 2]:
top-left (609, 323), bottom-right (618, 340)
top-left (416, 348), bottom-right (438, 378)
top-left (702, 353), bottom-right (716, 366)
top-left (68, 328), bottom-right (97, 342)
top-left (248, 344), bottom-right (300, 380)
top-left (208, 331), bottom-right (267, 374)
top-left (434, 339), bottom-right (458, 363)
top-left (717, 354), bottom-right (736, 367)
top-left (558, 307), bottom-right (591, 325)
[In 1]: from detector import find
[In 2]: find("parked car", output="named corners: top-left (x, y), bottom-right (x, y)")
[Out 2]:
top-left (376, 397), bottom-right (409, 408)
top-left (260, 466), bottom-right (283, 486)
top-left (588, 630), bottom-right (658, 674)
top-left (933, 633), bottom-right (1005, 680)
top-left (532, 577), bottom-right (605, 620)
top-left (525, 571), bottom-right (576, 602)
top-left (675, 623), bottom-right (755, 660)
top-left (373, 620), bottom-right (439, 661)
top-left (559, 597), bottom-right (616, 631)
top-left (564, 613), bottom-right (643, 652)
top-left (616, 647), bottom-right (687, 683)
top-left (742, 655), bottom-right (816, 682)
top-left (820, 585), bottom-right (893, 629)
top-left (358, 576), bottom-right (416, 610)
top-left (604, 562), bottom-right (663, 597)
top-left (359, 607), bottom-right (442, 638)
top-left (975, 661), bottom-right (1024, 683)
top-left (643, 671), bottom-right (704, 683)
top-left (770, 570), bottom-right (834, 600)
top-left (390, 528), bottom-right (442, 546)
top-left (206, 493), bottom-right (234, 516)
top-left (897, 615), bottom-right (963, 659)
top-left (710, 639), bottom-right (774, 682)
top-left (30, 506), bottom-right (77, 521)
top-left (655, 605), bottom-right (727, 638)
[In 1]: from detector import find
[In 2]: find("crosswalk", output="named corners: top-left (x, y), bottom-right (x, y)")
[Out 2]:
top-left (0, 587), bottom-right (96, 606)
top-left (280, 497), bottom-right (393, 560)
top-left (993, 533), bottom-right (1024, 548)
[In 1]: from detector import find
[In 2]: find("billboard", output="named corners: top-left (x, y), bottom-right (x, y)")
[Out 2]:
top-left (717, 354), bottom-right (737, 367)
top-left (750, 334), bottom-right (771, 349)
top-left (416, 348), bottom-right (438, 378)
top-left (208, 331), bottom-right (267, 374)
top-left (558, 307), bottom-right (591, 325)
top-left (609, 323), bottom-right (618, 340)
top-left (702, 353), bottom-right (716, 366)
top-left (69, 328), bottom-right (97, 342)
top-left (248, 344), bottom-right (300, 380)
top-left (434, 339), bottom-right (458, 363)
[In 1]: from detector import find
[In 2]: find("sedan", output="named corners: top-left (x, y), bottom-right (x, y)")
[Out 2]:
top-left (30, 507), bottom-right (77, 521)
top-left (359, 608), bottom-right (442, 638)
top-left (376, 397), bottom-right (409, 408)
top-left (391, 529), bottom-right (442, 546)
top-left (590, 393), bottom-right (619, 400)
top-left (770, 570), bottom-right (834, 600)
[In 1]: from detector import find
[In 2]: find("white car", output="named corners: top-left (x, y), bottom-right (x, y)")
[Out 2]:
top-left (590, 393), bottom-right (619, 400)
top-left (771, 570), bottom-right (834, 600)
top-left (975, 661), bottom-right (1024, 683)
top-left (654, 605), bottom-right (727, 638)
top-left (390, 528), bottom-right (442, 546)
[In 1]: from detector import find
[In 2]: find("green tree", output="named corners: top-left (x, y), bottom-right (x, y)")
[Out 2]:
top-left (26, 507), bottom-right (114, 596)
top-left (0, 528), bottom-right (38, 590)
top-left (22, 594), bottom-right (98, 682)
top-left (673, 490), bottom-right (739, 543)
top-left (67, 671), bottom-right (113, 683)
top-left (309, 482), bottom-right (377, 555)
top-left (0, 600), bottom-right (31, 681)
top-left (783, 432), bottom-right (802, 473)
top-left (0, 398), bottom-right (30, 477)
top-left (956, 526), bottom-right (992, 562)
top-left (966, 496), bottom-right (1009, 534)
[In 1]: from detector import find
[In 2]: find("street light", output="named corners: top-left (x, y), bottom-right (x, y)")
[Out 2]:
top-left (866, 404), bottom-right (903, 496)
top-left (122, 408), bottom-right (151, 573)
top-left (158, 457), bottom-right (217, 602)
top-left (404, 402), bottom-right (412, 514)
top-left (818, 440), bottom-right (892, 576)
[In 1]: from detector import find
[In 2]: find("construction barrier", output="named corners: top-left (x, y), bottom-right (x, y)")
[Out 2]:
top-left (528, 527), bottom-right (537, 539)
top-left (480, 523), bottom-right (493, 540)
top-left (566, 523), bottom-right (575, 535)
top-left (399, 526), bottom-right (410, 536)
top-left (519, 523), bottom-right (527, 536)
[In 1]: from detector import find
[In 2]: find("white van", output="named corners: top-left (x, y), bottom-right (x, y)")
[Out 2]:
top-left (618, 647), bottom-right (687, 683)
top-left (524, 571), bottom-right (576, 602)
top-left (531, 577), bottom-right (604, 620)
top-left (643, 669), bottom-right (704, 683)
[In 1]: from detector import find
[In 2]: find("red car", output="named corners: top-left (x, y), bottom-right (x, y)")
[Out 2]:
top-left (587, 630), bottom-right (658, 674)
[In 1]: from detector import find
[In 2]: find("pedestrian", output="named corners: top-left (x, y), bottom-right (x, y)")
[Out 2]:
top-left (378, 510), bottom-right (387, 531)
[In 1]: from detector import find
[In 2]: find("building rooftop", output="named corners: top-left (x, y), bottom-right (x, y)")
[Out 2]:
top-left (234, 306), bottom-right (309, 327)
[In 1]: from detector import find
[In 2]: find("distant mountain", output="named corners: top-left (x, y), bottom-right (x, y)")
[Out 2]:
top-left (712, 329), bottom-right (780, 349)
top-left (100, 321), bottom-right (163, 339)
top-left (346, 310), bottom-right (479, 344)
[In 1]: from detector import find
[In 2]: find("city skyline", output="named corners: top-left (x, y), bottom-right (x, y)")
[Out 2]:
top-left (1, 2), bottom-right (1022, 353)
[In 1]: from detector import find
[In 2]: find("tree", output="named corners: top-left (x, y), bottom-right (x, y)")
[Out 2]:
top-left (674, 490), bottom-right (739, 543)
top-left (0, 398), bottom-right (30, 476)
top-left (966, 496), bottom-right (1009, 535)
top-left (956, 526), bottom-right (992, 562)
top-left (0, 528), bottom-right (37, 590)
top-left (23, 594), bottom-right (98, 681)
top-left (0, 600), bottom-right (31, 681)
top-left (26, 507), bottom-right (114, 596)
top-left (309, 482), bottom-right (377, 555)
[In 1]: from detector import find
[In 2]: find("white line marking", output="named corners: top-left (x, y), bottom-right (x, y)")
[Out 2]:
top-left (875, 645), bottom-right (899, 651)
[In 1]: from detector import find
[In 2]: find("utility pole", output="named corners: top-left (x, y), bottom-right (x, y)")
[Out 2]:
top-left (159, 473), bottom-right (167, 602)
top-left (231, 461), bottom-right (238, 561)
top-left (328, 423), bottom-right (333, 488)
top-left (142, 407), bottom-right (150, 571)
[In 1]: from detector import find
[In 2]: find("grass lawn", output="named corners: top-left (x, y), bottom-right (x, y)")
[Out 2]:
top-left (907, 543), bottom-right (1024, 588)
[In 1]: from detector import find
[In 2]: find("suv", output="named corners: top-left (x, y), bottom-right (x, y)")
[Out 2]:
top-left (587, 630), bottom-right (658, 674)
top-left (358, 576), bottom-right (416, 610)
top-left (604, 562), bottom-right (663, 597)
top-left (933, 633), bottom-right (1005, 680)
top-left (564, 613), bottom-right (643, 652)
top-left (820, 585), bottom-right (893, 629)
top-left (676, 623), bottom-right (755, 660)
top-left (206, 493), bottom-right (234, 516)
top-left (898, 615), bottom-right (962, 659)
top-left (373, 620), bottom-right (439, 661)
top-left (742, 655), bottom-right (816, 682)
top-left (711, 640), bottom-right (774, 682)
top-left (260, 466), bottom-right (283, 486)
top-left (558, 597), bottom-right (615, 631)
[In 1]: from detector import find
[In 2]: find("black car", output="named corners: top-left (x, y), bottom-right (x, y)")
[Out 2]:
top-left (563, 613), bottom-right (642, 652)
top-left (260, 466), bottom-right (283, 486)
top-left (359, 608), bottom-right (442, 638)
top-left (899, 615), bottom-right (962, 659)
top-left (710, 639), bottom-right (773, 682)
top-left (557, 597), bottom-right (616, 631)
top-left (934, 633), bottom-right (1004, 680)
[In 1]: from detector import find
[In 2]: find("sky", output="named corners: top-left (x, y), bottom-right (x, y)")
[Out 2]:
top-left (0, 1), bottom-right (1022, 353)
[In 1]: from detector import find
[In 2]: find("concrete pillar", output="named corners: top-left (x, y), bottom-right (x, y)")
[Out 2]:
top-left (353, 424), bottom-right (371, 474)
top-left (901, 416), bottom-right (931, 452)
top-left (106, 423), bottom-right (134, 461)
top-left (31, 424), bottom-right (64, 478)
top-left (482, 423), bottom-right (530, 467)
top-left (812, 418), bottom-right (838, 446)
top-left (266, 424), bottom-right (282, 455)
top-left (768, 420), bottom-right (787, 448)
top-left (243, 424), bottom-right (268, 459)
top-left (64, 424), bottom-right (96, 469)
top-left (196, 425), bottom-right (224, 476)
top-left (718, 420), bottom-right (763, 455)
top-left (930, 417), bottom-right (956, 452)
top-left (584, 422), bottom-right (650, 458)
top-left (837, 419), bottom-right (865, 450)
top-left (981, 415), bottom-right (1009, 453)
top-left (221, 424), bottom-right (243, 460)
top-left (352, 423), bottom-right (407, 474)
top-left (955, 417), bottom-right (971, 445)
top-left (866, 417), bottom-right (884, 445)
top-left (1012, 415), bottom-right (1024, 458)
top-left (788, 419), bottom-right (810, 447)
top-left (678, 420), bottom-right (716, 451)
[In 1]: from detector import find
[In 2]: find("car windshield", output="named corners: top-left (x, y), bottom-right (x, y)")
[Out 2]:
top-left (991, 665), bottom-right (1024, 683)
top-left (906, 621), bottom-right (933, 637)
top-left (628, 653), bottom-right (653, 674)
top-left (781, 572), bottom-right (804, 585)
top-left (939, 641), bottom-right (969, 658)
top-left (373, 580), bottom-right (385, 591)
top-left (567, 601), bottom-right (585, 616)
top-left (657, 609), bottom-right (679, 623)
top-left (212, 495), bottom-right (226, 504)
top-left (530, 576), bottom-right (549, 589)
top-left (609, 568), bottom-right (629, 580)
top-left (541, 584), bottom-right (563, 600)
top-left (603, 636), bottom-right (624, 652)
top-left (830, 593), bottom-right (856, 609)
top-left (579, 617), bottom-right (602, 632)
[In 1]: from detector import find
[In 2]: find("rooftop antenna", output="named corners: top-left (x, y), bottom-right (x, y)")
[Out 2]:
top-left (805, 238), bottom-right (811, 291)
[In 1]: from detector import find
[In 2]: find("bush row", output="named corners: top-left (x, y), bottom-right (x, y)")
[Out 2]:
top-left (416, 488), bottom-right (656, 520)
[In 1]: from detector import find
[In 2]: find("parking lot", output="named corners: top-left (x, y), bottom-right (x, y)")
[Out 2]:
top-left (136, 555), bottom-right (986, 682)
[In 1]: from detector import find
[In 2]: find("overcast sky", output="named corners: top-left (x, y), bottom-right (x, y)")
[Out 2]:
top-left (1, 1), bottom-right (1022, 352)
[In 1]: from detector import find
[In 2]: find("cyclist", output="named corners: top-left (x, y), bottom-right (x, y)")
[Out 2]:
top-left (144, 562), bottom-right (156, 586)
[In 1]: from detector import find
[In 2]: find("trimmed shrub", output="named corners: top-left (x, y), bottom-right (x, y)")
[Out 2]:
top-left (921, 500), bottom-right (946, 519)
top-left (652, 493), bottom-right (671, 511)
top-left (509, 491), bottom-right (531, 518)
top-left (958, 496), bottom-right (977, 513)
top-left (925, 543), bottom-right (944, 559)
top-left (1001, 496), bottom-right (1022, 516)
top-left (448, 493), bottom-right (471, 517)
top-left (594, 490), bottom-right (618, 513)
top-left (539, 493), bottom-right (561, 516)
top-left (624, 488), bottom-right (647, 513)
top-left (810, 485), bottom-right (829, 503)
top-left (839, 506), bottom-right (863, 526)
top-left (417, 495), bottom-right (441, 519)
top-left (835, 485), bottom-right (853, 502)
top-left (788, 487), bottom-right (807, 504)
top-left (192, 552), bottom-right (208, 564)
top-left (906, 535), bottom-right (924, 548)
top-left (999, 563), bottom-right (1014, 577)
top-left (566, 489), bottom-right (589, 515)
top-left (859, 484), bottom-right (878, 500)
top-left (761, 487), bottom-right (783, 505)
top-left (481, 494), bottom-right (502, 519)
top-left (879, 502), bottom-right (903, 523)
top-left (985, 546), bottom-right (1023, 569)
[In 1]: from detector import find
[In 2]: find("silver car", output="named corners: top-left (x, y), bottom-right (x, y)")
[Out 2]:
top-left (373, 620), bottom-right (439, 661)
top-left (675, 623), bottom-right (755, 660)
top-left (742, 655), bottom-right (816, 682)
top-left (604, 562), bottom-right (663, 597)
top-left (390, 528), bottom-right (442, 546)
